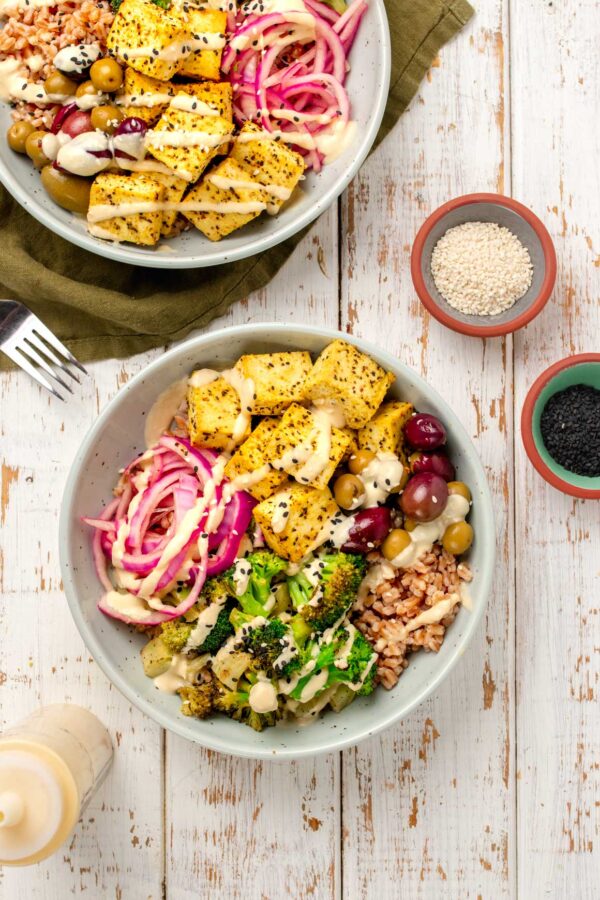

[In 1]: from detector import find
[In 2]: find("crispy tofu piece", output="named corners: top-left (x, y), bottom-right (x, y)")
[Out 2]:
top-left (230, 121), bottom-right (305, 213)
top-left (187, 376), bottom-right (250, 449)
top-left (303, 340), bottom-right (395, 430)
top-left (118, 68), bottom-right (174, 126)
top-left (107, 0), bottom-right (189, 82)
top-left (265, 403), bottom-right (351, 490)
top-left (183, 157), bottom-right (266, 241)
top-left (147, 171), bottom-right (188, 236)
top-left (176, 81), bottom-right (233, 121)
top-left (177, 9), bottom-right (227, 81)
top-left (224, 419), bottom-right (289, 501)
top-left (253, 484), bottom-right (339, 562)
top-left (87, 173), bottom-right (164, 246)
top-left (341, 427), bottom-right (358, 460)
top-left (146, 106), bottom-right (232, 182)
top-left (357, 401), bottom-right (414, 464)
top-left (234, 351), bottom-right (312, 415)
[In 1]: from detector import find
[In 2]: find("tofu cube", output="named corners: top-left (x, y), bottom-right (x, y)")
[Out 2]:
top-left (177, 81), bottom-right (233, 121)
top-left (234, 351), bottom-right (312, 415)
top-left (253, 485), bottom-right (339, 563)
top-left (187, 376), bottom-right (250, 449)
top-left (303, 340), bottom-right (395, 429)
top-left (146, 105), bottom-right (232, 182)
top-left (230, 121), bottom-right (305, 213)
top-left (147, 171), bottom-right (188, 236)
top-left (224, 419), bottom-right (289, 501)
top-left (87, 173), bottom-right (164, 246)
top-left (265, 403), bottom-right (351, 489)
top-left (357, 401), bottom-right (414, 463)
top-left (183, 158), bottom-right (266, 241)
top-left (177, 9), bottom-right (227, 81)
top-left (107, 0), bottom-right (190, 82)
top-left (118, 68), bottom-right (174, 126)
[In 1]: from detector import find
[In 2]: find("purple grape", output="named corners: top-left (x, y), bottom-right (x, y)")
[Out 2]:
top-left (400, 473), bottom-right (448, 523)
top-left (115, 116), bottom-right (148, 137)
top-left (409, 451), bottom-right (455, 482)
top-left (404, 413), bottom-right (447, 451)
top-left (341, 507), bottom-right (392, 553)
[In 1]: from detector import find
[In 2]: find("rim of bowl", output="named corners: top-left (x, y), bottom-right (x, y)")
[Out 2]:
top-left (521, 352), bottom-right (600, 499)
top-left (0, 2), bottom-right (391, 269)
top-left (59, 323), bottom-right (496, 759)
top-left (410, 192), bottom-right (557, 338)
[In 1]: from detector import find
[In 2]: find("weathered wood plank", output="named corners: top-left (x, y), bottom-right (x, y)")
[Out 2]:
top-left (511, 0), bottom-right (600, 896)
top-left (339, 1), bottom-right (516, 895)
top-left (165, 208), bottom-right (341, 900)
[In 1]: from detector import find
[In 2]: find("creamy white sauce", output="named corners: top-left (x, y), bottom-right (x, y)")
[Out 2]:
top-left (390, 494), bottom-right (471, 569)
top-left (270, 491), bottom-right (291, 534)
top-left (53, 43), bottom-right (101, 76)
top-left (360, 452), bottom-right (405, 508)
top-left (117, 91), bottom-right (173, 108)
top-left (87, 198), bottom-right (266, 224)
top-left (114, 158), bottom-right (181, 177)
top-left (101, 589), bottom-right (159, 622)
top-left (294, 409), bottom-right (332, 485)
top-left (227, 464), bottom-right (272, 494)
top-left (231, 15), bottom-right (315, 51)
top-left (231, 558), bottom-right (252, 596)
top-left (236, 119), bottom-right (357, 160)
top-left (170, 94), bottom-right (221, 116)
top-left (117, 34), bottom-right (226, 62)
top-left (57, 131), bottom-right (111, 177)
top-left (298, 668), bottom-right (329, 703)
top-left (394, 594), bottom-right (461, 642)
top-left (221, 368), bottom-right (255, 447)
top-left (188, 368), bottom-right (219, 389)
top-left (357, 560), bottom-right (396, 602)
top-left (310, 399), bottom-right (346, 429)
top-left (248, 680), bottom-right (278, 713)
top-left (183, 597), bottom-right (226, 652)
top-left (153, 652), bottom-right (190, 693)
top-left (145, 129), bottom-right (232, 150)
top-left (327, 513), bottom-right (355, 549)
top-left (144, 377), bottom-right (188, 448)
top-left (209, 172), bottom-right (293, 201)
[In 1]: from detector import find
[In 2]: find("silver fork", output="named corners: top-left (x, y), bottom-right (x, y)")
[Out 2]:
top-left (0, 300), bottom-right (87, 400)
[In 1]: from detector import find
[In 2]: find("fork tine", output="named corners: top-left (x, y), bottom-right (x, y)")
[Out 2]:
top-left (17, 340), bottom-right (73, 394)
top-left (25, 331), bottom-right (80, 384)
top-left (31, 318), bottom-right (88, 375)
top-left (3, 345), bottom-right (64, 400)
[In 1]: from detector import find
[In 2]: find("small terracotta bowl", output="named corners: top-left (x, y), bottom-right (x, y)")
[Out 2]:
top-left (411, 193), bottom-right (557, 337)
top-left (521, 354), bottom-right (600, 499)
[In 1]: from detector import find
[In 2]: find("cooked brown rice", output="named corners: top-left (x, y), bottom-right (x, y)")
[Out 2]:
top-left (352, 544), bottom-right (473, 690)
top-left (0, 0), bottom-right (114, 128)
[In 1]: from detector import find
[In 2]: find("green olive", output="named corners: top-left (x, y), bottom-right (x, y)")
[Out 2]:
top-left (348, 448), bottom-right (376, 475)
top-left (403, 516), bottom-right (417, 532)
top-left (381, 528), bottom-right (412, 561)
top-left (44, 69), bottom-right (78, 97)
top-left (90, 104), bottom-right (123, 134)
top-left (333, 473), bottom-right (365, 510)
top-left (75, 80), bottom-right (102, 99)
top-left (390, 465), bottom-right (410, 494)
top-left (25, 130), bottom-right (52, 168)
top-left (7, 120), bottom-right (36, 154)
top-left (90, 58), bottom-right (124, 93)
top-left (447, 481), bottom-right (472, 502)
top-left (41, 165), bottom-right (92, 214)
top-left (442, 521), bottom-right (473, 556)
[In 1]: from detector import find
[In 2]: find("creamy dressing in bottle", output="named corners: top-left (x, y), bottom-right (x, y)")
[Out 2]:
top-left (0, 705), bottom-right (113, 867)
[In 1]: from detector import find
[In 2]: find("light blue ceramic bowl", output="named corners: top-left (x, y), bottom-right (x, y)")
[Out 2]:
top-left (59, 325), bottom-right (495, 759)
top-left (0, 1), bottom-right (390, 268)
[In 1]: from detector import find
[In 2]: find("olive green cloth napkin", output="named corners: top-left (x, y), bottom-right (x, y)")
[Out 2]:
top-left (0, 0), bottom-right (473, 366)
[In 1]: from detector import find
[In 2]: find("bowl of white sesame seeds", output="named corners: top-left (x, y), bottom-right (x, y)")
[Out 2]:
top-left (410, 193), bottom-right (557, 338)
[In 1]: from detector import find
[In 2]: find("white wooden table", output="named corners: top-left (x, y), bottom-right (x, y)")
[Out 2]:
top-left (1, 1), bottom-right (599, 896)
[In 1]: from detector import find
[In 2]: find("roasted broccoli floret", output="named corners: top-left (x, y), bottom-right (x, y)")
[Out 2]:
top-left (288, 627), bottom-right (377, 701)
top-left (195, 603), bottom-right (234, 655)
top-left (160, 620), bottom-right (193, 653)
top-left (287, 552), bottom-right (366, 632)
top-left (225, 551), bottom-right (287, 618)
top-left (239, 618), bottom-right (300, 678)
top-left (177, 680), bottom-right (217, 719)
top-left (214, 679), bottom-right (281, 732)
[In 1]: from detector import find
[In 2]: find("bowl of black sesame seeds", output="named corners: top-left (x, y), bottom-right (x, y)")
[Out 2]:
top-left (521, 354), bottom-right (600, 499)
top-left (411, 193), bottom-right (557, 338)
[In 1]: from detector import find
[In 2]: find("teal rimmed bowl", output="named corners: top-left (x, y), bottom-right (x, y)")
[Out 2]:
top-left (521, 353), bottom-right (600, 499)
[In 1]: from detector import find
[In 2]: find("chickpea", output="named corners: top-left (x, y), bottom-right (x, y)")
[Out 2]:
top-left (403, 516), bottom-right (417, 532)
top-left (447, 481), bottom-right (472, 502)
top-left (7, 120), bottom-right (35, 154)
top-left (25, 130), bottom-right (51, 169)
top-left (44, 69), bottom-right (78, 98)
top-left (90, 58), bottom-right (124, 93)
top-left (348, 448), bottom-right (375, 475)
top-left (442, 521), bottom-right (473, 556)
top-left (41, 165), bottom-right (92, 215)
top-left (75, 80), bottom-right (103, 100)
top-left (381, 528), bottom-right (412, 561)
top-left (333, 473), bottom-right (365, 510)
top-left (91, 104), bottom-right (123, 134)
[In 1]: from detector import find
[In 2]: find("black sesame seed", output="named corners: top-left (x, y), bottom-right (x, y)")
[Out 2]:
top-left (540, 383), bottom-right (600, 477)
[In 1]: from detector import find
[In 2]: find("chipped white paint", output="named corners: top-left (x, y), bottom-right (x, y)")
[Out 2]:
top-left (0, 1), bottom-right (598, 897)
